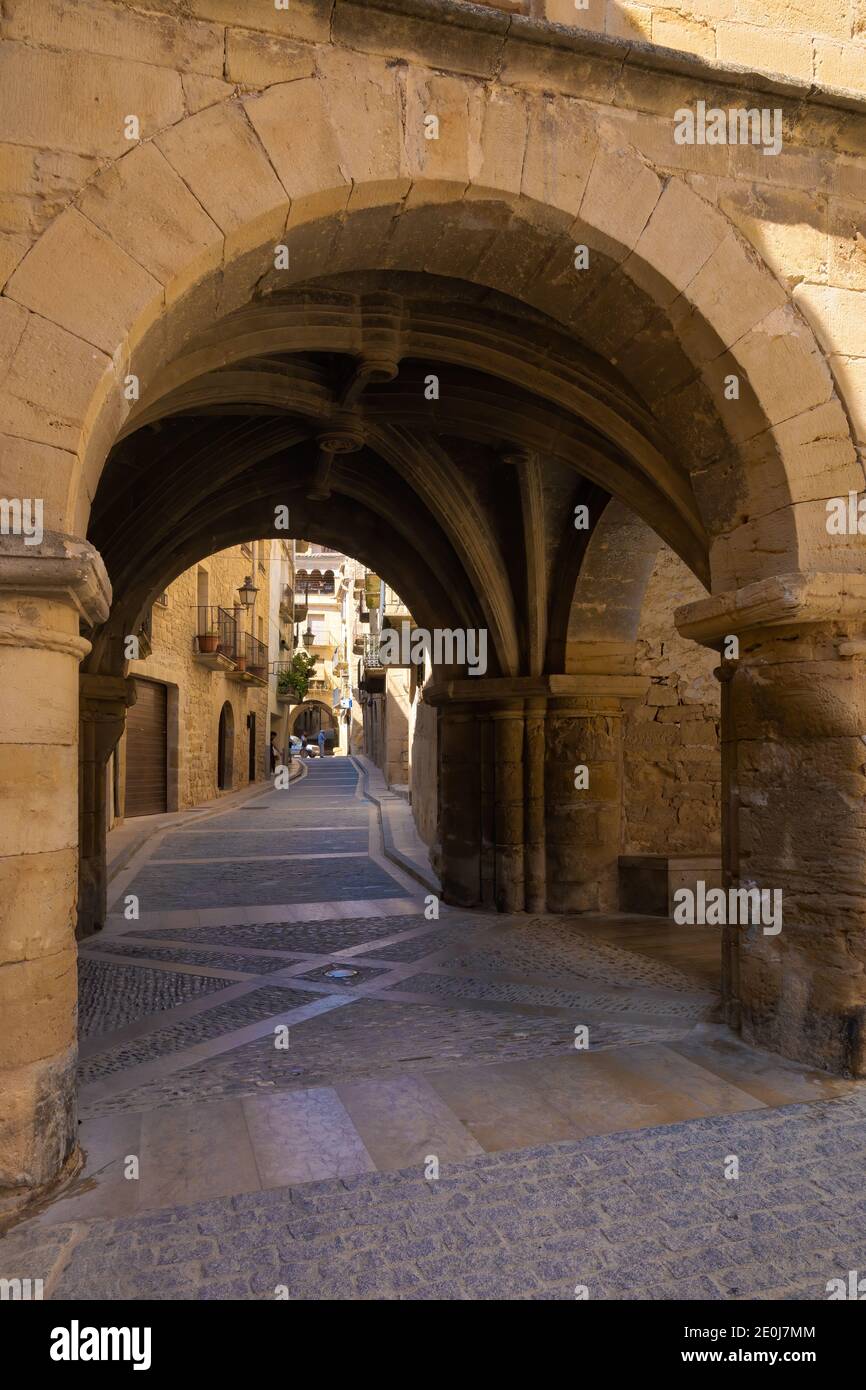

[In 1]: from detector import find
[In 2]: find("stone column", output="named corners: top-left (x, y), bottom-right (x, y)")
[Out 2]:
top-left (523, 696), bottom-right (547, 912)
top-left (715, 661), bottom-right (740, 1026)
top-left (78, 673), bottom-right (135, 941)
top-left (491, 701), bottom-right (525, 912)
top-left (479, 709), bottom-right (496, 908)
top-left (0, 535), bottom-right (110, 1209)
top-left (545, 696), bottom-right (624, 913)
top-left (438, 701), bottom-right (482, 906)
top-left (678, 575), bottom-right (866, 1076)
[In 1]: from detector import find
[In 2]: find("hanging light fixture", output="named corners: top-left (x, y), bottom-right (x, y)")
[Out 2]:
top-left (237, 575), bottom-right (259, 608)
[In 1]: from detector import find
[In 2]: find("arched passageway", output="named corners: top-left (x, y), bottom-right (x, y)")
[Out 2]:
top-left (291, 702), bottom-right (337, 739)
top-left (3, 24), bottom-right (866, 1215)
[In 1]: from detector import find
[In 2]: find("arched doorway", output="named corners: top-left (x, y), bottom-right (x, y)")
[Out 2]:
top-left (217, 702), bottom-right (234, 791)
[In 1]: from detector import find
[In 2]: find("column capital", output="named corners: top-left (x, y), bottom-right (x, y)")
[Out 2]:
top-left (676, 572), bottom-right (866, 650)
top-left (0, 531), bottom-right (111, 626)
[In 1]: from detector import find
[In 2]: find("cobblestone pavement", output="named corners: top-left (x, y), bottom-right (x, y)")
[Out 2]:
top-left (78, 959), bottom-right (234, 1039)
top-left (4, 760), bottom-right (863, 1300)
top-left (5, 1094), bottom-right (866, 1301)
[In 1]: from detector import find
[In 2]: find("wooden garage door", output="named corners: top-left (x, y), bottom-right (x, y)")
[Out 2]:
top-left (125, 679), bottom-right (167, 817)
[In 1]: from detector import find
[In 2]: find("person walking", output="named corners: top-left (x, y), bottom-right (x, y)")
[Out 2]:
top-left (269, 731), bottom-right (281, 774)
top-left (317, 728), bottom-right (326, 757)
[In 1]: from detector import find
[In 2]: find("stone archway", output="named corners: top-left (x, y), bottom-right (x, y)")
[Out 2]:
top-left (3, 19), bottom-right (866, 1213)
top-left (291, 701), bottom-right (337, 740)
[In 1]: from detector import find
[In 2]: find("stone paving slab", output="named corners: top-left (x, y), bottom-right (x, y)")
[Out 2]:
top-left (6, 1091), bottom-right (866, 1300)
top-left (81, 996), bottom-right (688, 1117)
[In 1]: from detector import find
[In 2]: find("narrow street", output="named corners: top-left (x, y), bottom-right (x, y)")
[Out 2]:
top-left (3, 758), bottom-right (863, 1301)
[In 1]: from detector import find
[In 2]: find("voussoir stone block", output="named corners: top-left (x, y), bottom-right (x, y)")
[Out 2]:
top-left (688, 234), bottom-right (788, 349)
top-left (5, 208), bottom-right (162, 356)
top-left (0, 434), bottom-right (77, 533)
top-left (402, 69), bottom-right (474, 205)
top-left (157, 102), bottom-right (290, 263)
top-left (577, 145), bottom-right (662, 263)
top-left (77, 143), bottom-right (224, 306)
top-left (244, 78), bottom-right (351, 224)
top-left (627, 179), bottom-right (729, 307)
top-left (318, 50), bottom-right (411, 209)
top-left (521, 94), bottom-right (597, 220)
top-left (732, 304), bottom-right (836, 427)
top-left (0, 307), bottom-right (112, 456)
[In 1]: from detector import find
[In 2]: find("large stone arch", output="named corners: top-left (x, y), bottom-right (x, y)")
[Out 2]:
top-left (1, 62), bottom-right (860, 588)
top-left (5, 21), bottom-right (866, 1216)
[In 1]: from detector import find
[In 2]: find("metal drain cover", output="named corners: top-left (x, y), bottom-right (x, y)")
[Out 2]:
top-left (324, 966), bottom-right (359, 981)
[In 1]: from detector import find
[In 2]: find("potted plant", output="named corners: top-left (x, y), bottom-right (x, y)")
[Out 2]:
top-left (198, 628), bottom-right (219, 654)
top-left (279, 651), bottom-right (318, 702)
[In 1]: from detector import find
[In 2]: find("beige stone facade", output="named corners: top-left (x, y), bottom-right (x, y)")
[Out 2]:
top-left (110, 539), bottom-right (292, 823)
top-left (3, 0), bottom-right (866, 1209)
top-left (290, 543), bottom-right (363, 752)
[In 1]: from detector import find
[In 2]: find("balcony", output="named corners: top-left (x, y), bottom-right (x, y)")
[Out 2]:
top-left (228, 630), bottom-right (268, 685)
top-left (193, 607), bottom-right (267, 684)
top-left (359, 634), bottom-right (387, 693)
top-left (193, 606), bottom-right (237, 672)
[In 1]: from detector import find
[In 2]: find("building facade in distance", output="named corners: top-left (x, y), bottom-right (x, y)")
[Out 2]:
top-left (112, 539), bottom-right (294, 823)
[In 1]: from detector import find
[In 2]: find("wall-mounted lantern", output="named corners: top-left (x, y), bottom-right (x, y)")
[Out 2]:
top-left (237, 575), bottom-right (259, 609)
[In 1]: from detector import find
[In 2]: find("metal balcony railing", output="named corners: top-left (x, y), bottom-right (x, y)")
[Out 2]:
top-left (241, 631), bottom-right (268, 679)
top-left (362, 633), bottom-right (385, 671)
top-left (195, 606), bottom-right (237, 658)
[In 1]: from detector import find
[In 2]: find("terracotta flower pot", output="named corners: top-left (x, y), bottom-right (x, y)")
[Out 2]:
top-left (198, 633), bottom-right (219, 654)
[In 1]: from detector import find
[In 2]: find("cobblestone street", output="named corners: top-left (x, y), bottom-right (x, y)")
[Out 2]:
top-left (1, 757), bottom-right (862, 1301)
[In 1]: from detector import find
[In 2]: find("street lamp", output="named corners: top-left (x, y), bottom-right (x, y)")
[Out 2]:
top-left (302, 625), bottom-right (314, 649)
top-left (237, 575), bottom-right (258, 608)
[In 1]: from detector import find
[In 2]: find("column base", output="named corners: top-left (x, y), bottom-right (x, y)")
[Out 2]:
top-left (0, 1046), bottom-right (79, 1210)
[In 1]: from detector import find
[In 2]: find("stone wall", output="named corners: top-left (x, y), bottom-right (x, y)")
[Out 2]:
top-left (622, 546), bottom-right (721, 855)
top-left (497, 0), bottom-right (866, 93)
top-left (410, 690), bottom-right (438, 849)
top-left (118, 543), bottom-right (271, 818)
